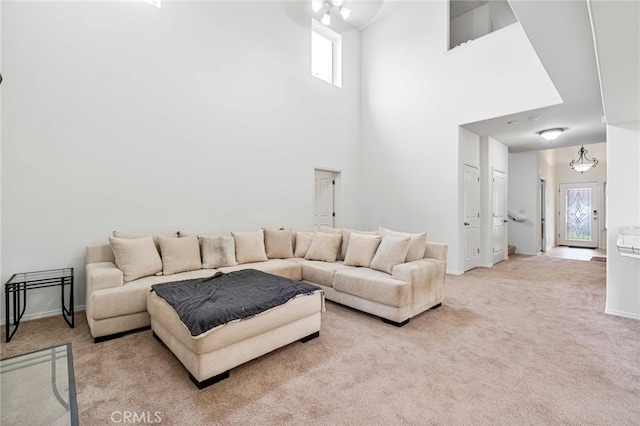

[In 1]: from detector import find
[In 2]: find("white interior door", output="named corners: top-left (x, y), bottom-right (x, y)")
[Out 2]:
top-left (463, 165), bottom-right (480, 271)
top-left (558, 182), bottom-right (599, 248)
top-left (492, 170), bottom-right (507, 264)
top-left (313, 170), bottom-right (335, 227)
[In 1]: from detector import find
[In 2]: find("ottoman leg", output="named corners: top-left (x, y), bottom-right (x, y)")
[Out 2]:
top-left (300, 331), bottom-right (320, 343)
top-left (190, 371), bottom-right (230, 390)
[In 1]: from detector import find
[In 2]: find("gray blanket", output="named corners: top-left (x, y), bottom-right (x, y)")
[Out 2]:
top-left (151, 269), bottom-right (320, 336)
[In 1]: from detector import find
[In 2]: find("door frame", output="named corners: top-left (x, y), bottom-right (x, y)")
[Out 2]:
top-left (492, 169), bottom-right (507, 264)
top-left (463, 164), bottom-right (480, 271)
top-left (313, 167), bottom-right (342, 228)
top-left (558, 182), bottom-right (599, 248)
top-left (540, 178), bottom-right (546, 252)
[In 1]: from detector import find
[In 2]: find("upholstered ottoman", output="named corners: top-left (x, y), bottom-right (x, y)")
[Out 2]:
top-left (147, 270), bottom-right (323, 389)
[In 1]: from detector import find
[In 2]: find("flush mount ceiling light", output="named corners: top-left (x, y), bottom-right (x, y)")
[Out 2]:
top-left (538, 128), bottom-right (564, 142)
top-left (570, 145), bottom-right (599, 173)
top-left (312, 0), bottom-right (351, 26)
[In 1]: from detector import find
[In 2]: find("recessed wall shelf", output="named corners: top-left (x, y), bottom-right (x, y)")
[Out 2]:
top-left (617, 227), bottom-right (640, 259)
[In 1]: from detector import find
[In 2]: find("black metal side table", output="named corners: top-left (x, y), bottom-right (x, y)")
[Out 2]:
top-left (4, 268), bottom-right (74, 342)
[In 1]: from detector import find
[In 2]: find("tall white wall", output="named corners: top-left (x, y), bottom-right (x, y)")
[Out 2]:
top-left (360, 1), bottom-right (561, 274)
top-left (508, 151), bottom-right (539, 255)
top-left (605, 121), bottom-right (640, 320)
top-left (1, 1), bottom-right (362, 319)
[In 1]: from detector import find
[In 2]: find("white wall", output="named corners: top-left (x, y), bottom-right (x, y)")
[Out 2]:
top-left (1, 1), bottom-right (362, 319)
top-left (508, 151), bottom-right (539, 254)
top-left (605, 121), bottom-right (640, 320)
top-left (480, 136), bottom-right (508, 266)
top-left (360, 1), bottom-right (561, 274)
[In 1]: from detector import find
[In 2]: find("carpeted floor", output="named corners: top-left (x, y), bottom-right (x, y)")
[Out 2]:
top-left (2, 255), bottom-right (639, 425)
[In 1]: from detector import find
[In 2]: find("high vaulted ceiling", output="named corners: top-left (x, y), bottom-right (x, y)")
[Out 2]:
top-left (462, 0), bottom-right (607, 153)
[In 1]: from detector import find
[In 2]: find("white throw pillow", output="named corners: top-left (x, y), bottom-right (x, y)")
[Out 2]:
top-left (343, 233), bottom-right (382, 267)
top-left (370, 235), bottom-right (411, 274)
top-left (232, 230), bottom-right (268, 264)
top-left (157, 235), bottom-right (202, 275)
top-left (341, 228), bottom-right (378, 260)
top-left (305, 232), bottom-right (343, 263)
top-left (294, 231), bottom-right (315, 258)
top-left (112, 231), bottom-right (178, 249)
top-left (200, 236), bottom-right (238, 269)
top-left (109, 236), bottom-right (163, 283)
top-left (263, 228), bottom-right (294, 259)
top-left (378, 227), bottom-right (427, 262)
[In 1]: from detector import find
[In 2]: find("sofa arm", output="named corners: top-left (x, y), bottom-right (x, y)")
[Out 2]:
top-left (392, 258), bottom-right (446, 314)
top-left (86, 262), bottom-right (123, 295)
top-left (425, 242), bottom-right (448, 262)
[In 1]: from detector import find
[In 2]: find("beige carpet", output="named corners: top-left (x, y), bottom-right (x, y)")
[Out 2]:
top-left (2, 255), bottom-right (639, 425)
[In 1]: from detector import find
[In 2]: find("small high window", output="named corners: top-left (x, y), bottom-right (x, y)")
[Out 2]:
top-left (311, 20), bottom-right (342, 87)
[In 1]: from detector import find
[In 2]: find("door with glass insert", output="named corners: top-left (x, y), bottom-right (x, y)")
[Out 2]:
top-left (558, 182), bottom-right (599, 248)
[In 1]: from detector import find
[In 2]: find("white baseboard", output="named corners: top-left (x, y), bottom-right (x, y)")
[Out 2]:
top-left (446, 269), bottom-right (464, 276)
top-left (604, 308), bottom-right (640, 321)
top-left (0, 305), bottom-right (85, 326)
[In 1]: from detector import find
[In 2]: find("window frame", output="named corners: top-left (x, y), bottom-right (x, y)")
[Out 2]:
top-left (311, 19), bottom-right (342, 88)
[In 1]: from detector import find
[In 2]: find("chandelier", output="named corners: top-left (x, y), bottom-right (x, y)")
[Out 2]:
top-left (312, 0), bottom-right (351, 26)
top-left (570, 145), bottom-right (599, 173)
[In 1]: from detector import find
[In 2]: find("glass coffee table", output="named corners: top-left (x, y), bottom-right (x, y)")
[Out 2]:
top-left (1, 343), bottom-right (78, 426)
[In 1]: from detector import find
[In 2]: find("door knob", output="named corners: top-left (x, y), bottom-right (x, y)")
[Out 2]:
top-left (503, 220), bottom-right (508, 223)
top-left (464, 222), bottom-right (470, 226)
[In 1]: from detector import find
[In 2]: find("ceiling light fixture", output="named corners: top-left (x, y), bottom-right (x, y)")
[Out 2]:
top-left (538, 128), bottom-right (564, 142)
top-left (312, 0), bottom-right (351, 26)
top-left (570, 145), bottom-right (599, 173)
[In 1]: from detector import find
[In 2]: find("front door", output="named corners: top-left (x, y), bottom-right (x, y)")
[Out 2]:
top-left (313, 170), bottom-right (335, 227)
top-left (558, 182), bottom-right (599, 248)
top-left (463, 164), bottom-right (480, 271)
top-left (492, 170), bottom-right (507, 264)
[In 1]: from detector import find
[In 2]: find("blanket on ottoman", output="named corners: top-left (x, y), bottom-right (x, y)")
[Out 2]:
top-left (151, 269), bottom-right (321, 336)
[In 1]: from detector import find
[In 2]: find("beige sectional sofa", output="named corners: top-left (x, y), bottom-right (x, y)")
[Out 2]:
top-left (85, 226), bottom-right (447, 342)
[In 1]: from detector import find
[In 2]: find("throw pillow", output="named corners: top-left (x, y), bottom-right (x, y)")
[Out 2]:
top-left (112, 231), bottom-right (179, 250)
top-left (370, 235), bottom-right (411, 274)
top-left (341, 228), bottom-right (378, 260)
top-left (232, 230), bottom-right (268, 264)
top-left (343, 233), bottom-right (382, 267)
top-left (109, 236), bottom-right (163, 283)
top-left (294, 231), bottom-right (315, 258)
top-left (305, 232), bottom-right (343, 263)
top-left (378, 227), bottom-right (427, 262)
top-left (157, 235), bottom-right (202, 275)
top-left (263, 228), bottom-right (294, 259)
top-left (318, 225), bottom-right (344, 260)
top-left (200, 236), bottom-right (238, 269)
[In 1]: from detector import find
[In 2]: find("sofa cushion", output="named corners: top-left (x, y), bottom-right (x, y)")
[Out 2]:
top-left (341, 228), bottom-right (378, 260)
top-left (334, 268), bottom-right (410, 308)
top-left (370, 236), bottom-right (411, 274)
top-left (263, 228), bottom-right (294, 259)
top-left (343, 233), bottom-right (382, 267)
top-left (91, 269), bottom-right (218, 320)
top-left (200, 236), bottom-right (238, 269)
top-left (305, 232), bottom-right (342, 263)
top-left (109, 236), bottom-right (163, 283)
top-left (157, 235), bottom-right (202, 275)
top-left (294, 231), bottom-right (315, 258)
top-left (378, 227), bottom-right (427, 262)
top-left (300, 260), bottom-right (353, 287)
top-left (232, 230), bottom-right (268, 264)
top-left (217, 259), bottom-right (302, 281)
